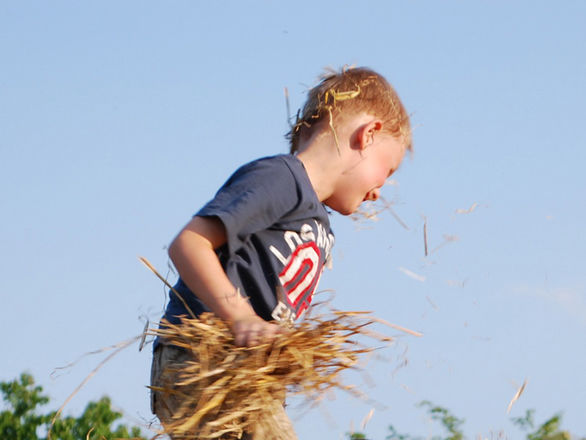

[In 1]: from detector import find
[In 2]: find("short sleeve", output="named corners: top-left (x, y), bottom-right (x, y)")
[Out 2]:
top-left (197, 157), bottom-right (300, 254)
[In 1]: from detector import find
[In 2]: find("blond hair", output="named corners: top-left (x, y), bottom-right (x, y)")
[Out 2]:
top-left (288, 67), bottom-right (411, 154)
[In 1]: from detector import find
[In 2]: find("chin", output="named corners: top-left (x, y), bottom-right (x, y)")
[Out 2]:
top-left (324, 201), bottom-right (354, 216)
top-left (338, 205), bottom-right (359, 216)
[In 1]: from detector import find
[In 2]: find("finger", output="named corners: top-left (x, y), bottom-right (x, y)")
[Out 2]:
top-left (234, 332), bottom-right (246, 347)
top-left (263, 324), bottom-right (281, 339)
top-left (248, 327), bottom-right (274, 347)
top-left (246, 331), bottom-right (260, 347)
top-left (258, 323), bottom-right (283, 343)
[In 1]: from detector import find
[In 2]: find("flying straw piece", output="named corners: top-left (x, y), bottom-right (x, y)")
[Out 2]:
top-left (138, 318), bottom-right (149, 352)
top-left (363, 314), bottom-right (423, 337)
top-left (447, 279), bottom-right (468, 288)
top-left (425, 296), bottom-right (439, 310)
top-left (48, 336), bottom-right (141, 439)
top-left (361, 408), bottom-right (375, 430)
top-left (51, 341), bottom-right (129, 379)
top-left (506, 379), bottom-right (528, 414)
top-left (455, 202), bottom-right (479, 215)
top-left (399, 267), bottom-right (426, 283)
top-left (139, 256), bottom-right (196, 319)
top-left (284, 87), bottom-right (292, 128)
top-left (351, 201), bottom-right (382, 223)
top-left (388, 206), bottom-right (410, 230)
top-left (430, 234), bottom-right (459, 255)
top-left (423, 216), bottom-right (429, 257)
top-left (350, 196), bottom-right (409, 229)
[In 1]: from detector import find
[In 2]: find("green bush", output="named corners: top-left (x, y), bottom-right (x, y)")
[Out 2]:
top-left (0, 373), bottom-right (145, 440)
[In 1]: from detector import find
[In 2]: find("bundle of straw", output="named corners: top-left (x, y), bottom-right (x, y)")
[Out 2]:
top-left (149, 311), bottom-right (401, 440)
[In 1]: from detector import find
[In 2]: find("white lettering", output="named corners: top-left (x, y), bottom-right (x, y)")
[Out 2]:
top-left (271, 302), bottom-right (294, 323)
top-left (313, 220), bottom-right (335, 260)
top-left (300, 223), bottom-right (315, 242)
top-left (284, 231), bottom-right (303, 251)
top-left (269, 245), bottom-right (289, 265)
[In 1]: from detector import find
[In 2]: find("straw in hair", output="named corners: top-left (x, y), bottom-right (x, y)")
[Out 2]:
top-left (287, 66), bottom-right (412, 154)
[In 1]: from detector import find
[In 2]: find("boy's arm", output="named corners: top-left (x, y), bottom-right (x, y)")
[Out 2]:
top-left (168, 215), bottom-right (282, 347)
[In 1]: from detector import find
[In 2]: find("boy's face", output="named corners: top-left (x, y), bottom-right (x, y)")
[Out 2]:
top-left (325, 133), bottom-right (406, 215)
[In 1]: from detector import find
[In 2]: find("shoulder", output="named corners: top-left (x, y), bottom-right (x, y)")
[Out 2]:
top-left (234, 154), bottom-right (299, 175)
top-left (226, 154), bottom-right (304, 189)
top-left (198, 155), bottom-right (311, 239)
top-left (202, 155), bottom-right (304, 217)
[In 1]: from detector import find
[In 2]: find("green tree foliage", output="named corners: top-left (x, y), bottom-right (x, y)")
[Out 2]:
top-left (512, 409), bottom-right (583, 440)
top-left (347, 402), bottom-right (584, 440)
top-left (0, 373), bottom-right (50, 440)
top-left (384, 401), bottom-right (464, 440)
top-left (417, 401), bottom-right (464, 440)
top-left (0, 373), bottom-right (145, 440)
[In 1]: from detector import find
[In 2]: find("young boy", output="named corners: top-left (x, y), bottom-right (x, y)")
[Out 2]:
top-left (151, 66), bottom-right (412, 439)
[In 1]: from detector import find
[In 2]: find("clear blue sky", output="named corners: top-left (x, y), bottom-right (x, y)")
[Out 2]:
top-left (1, 2), bottom-right (585, 439)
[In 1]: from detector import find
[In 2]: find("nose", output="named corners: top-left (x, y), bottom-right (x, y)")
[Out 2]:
top-left (364, 188), bottom-right (380, 202)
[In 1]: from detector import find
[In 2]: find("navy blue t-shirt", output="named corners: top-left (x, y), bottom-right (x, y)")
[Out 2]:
top-left (161, 154), bottom-right (335, 333)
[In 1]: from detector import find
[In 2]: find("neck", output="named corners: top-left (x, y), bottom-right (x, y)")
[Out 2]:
top-left (295, 131), bottom-right (344, 202)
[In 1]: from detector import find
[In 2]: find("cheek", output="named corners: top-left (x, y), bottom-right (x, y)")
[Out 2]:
top-left (373, 167), bottom-right (389, 188)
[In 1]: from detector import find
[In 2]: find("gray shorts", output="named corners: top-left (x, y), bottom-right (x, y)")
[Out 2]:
top-left (150, 344), bottom-right (191, 419)
top-left (150, 344), bottom-right (297, 440)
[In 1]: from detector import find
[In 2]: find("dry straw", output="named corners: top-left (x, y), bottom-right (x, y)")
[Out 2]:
top-left (141, 257), bottom-right (421, 439)
top-left (45, 258), bottom-right (421, 440)
top-left (149, 310), bottom-right (420, 439)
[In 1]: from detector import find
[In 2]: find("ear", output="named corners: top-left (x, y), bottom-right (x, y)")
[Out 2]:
top-left (356, 120), bottom-right (383, 151)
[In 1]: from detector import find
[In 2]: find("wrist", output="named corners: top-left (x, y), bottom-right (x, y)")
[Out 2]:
top-left (214, 287), bottom-right (257, 322)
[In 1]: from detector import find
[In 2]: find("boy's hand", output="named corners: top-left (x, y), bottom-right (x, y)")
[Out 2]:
top-left (231, 315), bottom-right (283, 347)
